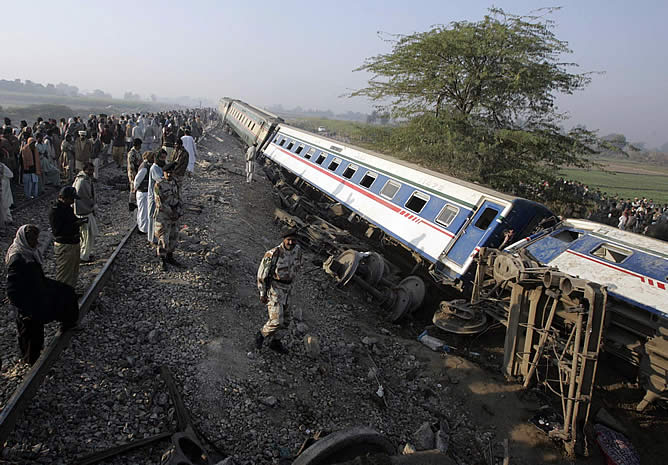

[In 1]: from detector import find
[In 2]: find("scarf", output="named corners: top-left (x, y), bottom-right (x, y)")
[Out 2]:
top-left (5, 224), bottom-right (42, 265)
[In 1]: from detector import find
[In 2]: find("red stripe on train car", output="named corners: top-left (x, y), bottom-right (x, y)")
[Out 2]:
top-left (274, 145), bottom-right (455, 238)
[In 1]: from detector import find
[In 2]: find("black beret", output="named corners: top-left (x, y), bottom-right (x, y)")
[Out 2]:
top-left (281, 227), bottom-right (298, 238)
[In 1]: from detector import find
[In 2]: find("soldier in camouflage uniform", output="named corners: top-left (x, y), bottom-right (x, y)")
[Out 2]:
top-left (153, 162), bottom-right (182, 271)
top-left (255, 228), bottom-right (303, 354)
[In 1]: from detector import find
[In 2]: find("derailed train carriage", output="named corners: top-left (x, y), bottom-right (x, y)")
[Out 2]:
top-left (218, 98), bottom-right (668, 438)
top-left (219, 97), bottom-right (283, 149)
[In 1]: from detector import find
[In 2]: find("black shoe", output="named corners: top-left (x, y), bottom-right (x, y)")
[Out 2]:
top-left (255, 331), bottom-right (265, 349)
top-left (268, 339), bottom-right (288, 354)
top-left (160, 259), bottom-right (168, 271)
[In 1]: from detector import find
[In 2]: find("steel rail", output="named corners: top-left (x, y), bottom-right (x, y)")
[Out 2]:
top-left (0, 223), bottom-right (137, 446)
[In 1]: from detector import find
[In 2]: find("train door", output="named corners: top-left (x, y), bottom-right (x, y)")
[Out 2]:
top-left (441, 199), bottom-right (504, 268)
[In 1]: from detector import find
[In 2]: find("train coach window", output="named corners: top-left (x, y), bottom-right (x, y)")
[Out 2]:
top-left (552, 229), bottom-right (580, 243)
top-left (286, 141), bottom-right (295, 150)
top-left (380, 180), bottom-right (401, 200)
top-left (591, 243), bottom-right (631, 263)
top-left (405, 191), bottom-right (430, 214)
top-left (304, 147), bottom-right (316, 159)
top-left (315, 153), bottom-right (327, 165)
top-left (360, 171), bottom-right (377, 188)
top-left (436, 205), bottom-right (459, 227)
top-left (342, 164), bottom-right (358, 179)
top-left (296, 145), bottom-right (304, 154)
top-left (279, 138), bottom-right (286, 146)
top-left (328, 158), bottom-right (342, 171)
top-left (474, 208), bottom-right (498, 230)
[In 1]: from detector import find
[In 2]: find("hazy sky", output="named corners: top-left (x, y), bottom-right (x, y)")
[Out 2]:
top-left (3, 1), bottom-right (667, 147)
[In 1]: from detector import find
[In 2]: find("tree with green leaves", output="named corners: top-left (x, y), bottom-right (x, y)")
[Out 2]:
top-left (351, 7), bottom-right (600, 193)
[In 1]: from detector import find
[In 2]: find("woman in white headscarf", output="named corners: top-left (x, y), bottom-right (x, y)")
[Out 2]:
top-left (6, 224), bottom-right (80, 364)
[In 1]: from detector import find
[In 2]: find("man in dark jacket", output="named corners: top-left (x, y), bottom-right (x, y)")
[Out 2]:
top-left (49, 186), bottom-right (85, 288)
top-left (5, 224), bottom-right (79, 364)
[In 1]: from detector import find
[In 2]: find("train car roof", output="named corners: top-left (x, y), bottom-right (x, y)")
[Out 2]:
top-left (278, 123), bottom-right (524, 205)
top-left (232, 100), bottom-right (283, 122)
top-left (563, 218), bottom-right (668, 257)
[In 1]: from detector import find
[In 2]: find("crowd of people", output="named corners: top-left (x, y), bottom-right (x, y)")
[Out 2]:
top-left (2, 108), bottom-right (215, 364)
top-left (517, 178), bottom-right (668, 239)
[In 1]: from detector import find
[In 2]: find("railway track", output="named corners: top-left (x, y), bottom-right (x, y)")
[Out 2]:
top-left (0, 223), bottom-right (137, 446)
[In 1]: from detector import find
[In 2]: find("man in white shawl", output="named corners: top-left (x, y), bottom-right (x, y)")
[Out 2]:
top-left (73, 163), bottom-right (98, 262)
top-left (132, 120), bottom-right (144, 147)
top-left (133, 151), bottom-right (154, 234)
top-left (147, 149), bottom-right (167, 243)
top-left (142, 117), bottom-right (155, 151)
top-left (181, 129), bottom-right (197, 174)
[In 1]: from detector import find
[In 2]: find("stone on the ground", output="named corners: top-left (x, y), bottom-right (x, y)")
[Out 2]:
top-left (412, 422), bottom-right (435, 451)
top-left (304, 335), bottom-right (320, 359)
top-left (361, 336), bottom-right (378, 346)
top-left (260, 396), bottom-right (278, 407)
top-left (402, 443), bottom-right (416, 454)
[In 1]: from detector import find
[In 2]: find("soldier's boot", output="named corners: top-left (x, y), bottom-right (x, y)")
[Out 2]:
top-left (268, 338), bottom-right (288, 355)
top-left (254, 331), bottom-right (265, 349)
top-left (166, 253), bottom-right (183, 267)
top-left (160, 258), bottom-right (168, 271)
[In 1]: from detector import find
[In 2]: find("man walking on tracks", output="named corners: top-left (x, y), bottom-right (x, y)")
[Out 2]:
top-left (49, 186), bottom-right (86, 289)
top-left (255, 228), bottom-right (303, 354)
top-left (245, 142), bottom-right (257, 184)
top-left (153, 162), bottom-right (182, 271)
top-left (73, 163), bottom-right (98, 263)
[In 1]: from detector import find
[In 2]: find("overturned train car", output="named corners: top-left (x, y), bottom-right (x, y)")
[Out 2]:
top-left (502, 218), bottom-right (668, 409)
top-left (218, 97), bottom-right (283, 150)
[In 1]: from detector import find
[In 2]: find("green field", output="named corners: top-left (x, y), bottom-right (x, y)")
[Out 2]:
top-left (560, 167), bottom-right (668, 204)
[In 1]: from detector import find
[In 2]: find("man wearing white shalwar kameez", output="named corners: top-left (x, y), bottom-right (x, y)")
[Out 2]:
top-left (0, 162), bottom-right (14, 224)
top-left (148, 149), bottom-right (167, 243)
top-left (133, 153), bottom-right (154, 234)
top-left (73, 163), bottom-right (98, 262)
top-left (132, 123), bottom-right (144, 147)
top-left (246, 143), bottom-right (257, 184)
top-left (181, 131), bottom-right (197, 174)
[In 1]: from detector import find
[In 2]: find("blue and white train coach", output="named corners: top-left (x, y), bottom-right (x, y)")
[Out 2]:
top-left (262, 123), bottom-right (554, 287)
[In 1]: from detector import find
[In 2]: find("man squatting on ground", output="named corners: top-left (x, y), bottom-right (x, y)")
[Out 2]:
top-left (246, 142), bottom-right (257, 184)
top-left (255, 228), bottom-right (303, 354)
top-left (49, 186), bottom-right (86, 289)
top-left (6, 225), bottom-right (79, 364)
top-left (73, 162), bottom-right (98, 262)
top-left (153, 162), bottom-right (182, 271)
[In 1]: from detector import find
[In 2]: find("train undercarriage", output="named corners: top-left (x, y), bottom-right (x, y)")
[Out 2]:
top-left (262, 157), bottom-right (667, 456)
